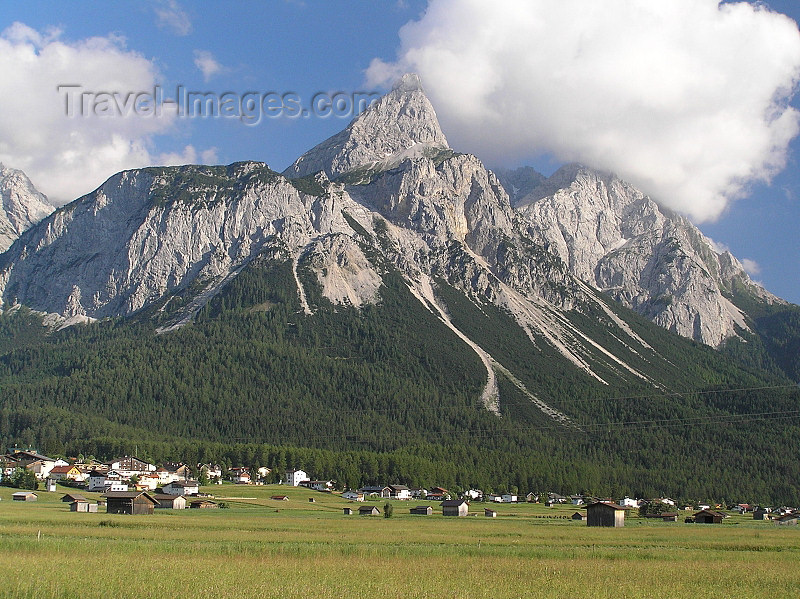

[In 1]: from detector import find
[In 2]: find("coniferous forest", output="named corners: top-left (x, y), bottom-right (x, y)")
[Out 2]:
top-left (1, 256), bottom-right (799, 504)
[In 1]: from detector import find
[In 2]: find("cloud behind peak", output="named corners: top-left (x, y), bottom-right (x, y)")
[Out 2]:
top-left (368, 0), bottom-right (800, 222)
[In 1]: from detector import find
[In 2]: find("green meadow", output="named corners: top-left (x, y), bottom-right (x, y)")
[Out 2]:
top-left (1, 485), bottom-right (798, 598)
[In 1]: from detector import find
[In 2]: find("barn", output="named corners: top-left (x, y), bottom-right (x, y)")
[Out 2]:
top-left (586, 502), bottom-right (626, 527)
top-left (70, 500), bottom-right (98, 513)
top-left (12, 492), bottom-right (37, 502)
top-left (694, 509), bottom-right (725, 524)
top-left (359, 506), bottom-right (380, 516)
top-left (571, 512), bottom-right (586, 521)
top-left (410, 506), bottom-right (433, 515)
top-left (104, 491), bottom-right (159, 515)
top-left (153, 494), bottom-right (187, 509)
top-left (441, 499), bottom-right (469, 517)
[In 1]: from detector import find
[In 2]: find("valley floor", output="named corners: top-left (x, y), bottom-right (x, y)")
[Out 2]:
top-left (1, 485), bottom-right (798, 598)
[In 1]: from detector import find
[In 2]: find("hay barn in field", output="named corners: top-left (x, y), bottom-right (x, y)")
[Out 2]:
top-left (586, 502), bottom-right (625, 527)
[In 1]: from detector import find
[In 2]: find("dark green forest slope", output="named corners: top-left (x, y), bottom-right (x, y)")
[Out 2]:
top-left (1, 254), bottom-right (799, 504)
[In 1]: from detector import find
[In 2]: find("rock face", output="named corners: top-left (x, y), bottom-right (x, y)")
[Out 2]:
top-left (0, 164), bottom-right (54, 252)
top-left (515, 164), bottom-right (775, 347)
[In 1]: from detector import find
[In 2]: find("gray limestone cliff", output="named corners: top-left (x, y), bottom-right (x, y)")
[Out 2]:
top-left (514, 164), bottom-right (776, 346)
top-left (0, 164), bottom-right (54, 252)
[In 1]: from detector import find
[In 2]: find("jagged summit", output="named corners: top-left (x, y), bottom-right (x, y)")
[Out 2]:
top-left (283, 73), bottom-right (448, 179)
top-left (514, 164), bottom-right (775, 346)
top-left (0, 164), bottom-right (54, 252)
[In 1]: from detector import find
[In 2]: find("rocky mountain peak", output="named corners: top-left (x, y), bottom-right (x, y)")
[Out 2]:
top-left (0, 164), bottom-right (55, 252)
top-left (514, 164), bottom-right (774, 346)
top-left (283, 73), bottom-right (449, 179)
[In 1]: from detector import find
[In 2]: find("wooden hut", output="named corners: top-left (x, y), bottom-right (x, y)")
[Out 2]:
top-left (485, 508), bottom-right (498, 518)
top-left (70, 500), bottom-right (98, 513)
top-left (571, 512), bottom-right (586, 521)
top-left (11, 492), bottom-right (37, 502)
top-left (153, 494), bottom-right (187, 509)
top-left (693, 509), bottom-right (725, 524)
top-left (753, 508), bottom-right (770, 521)
top-left (441, 499), bottom-right (469, 517)
top-left (190, 500), bottom-right (217, 509)
top-left (104, 491), bottom-right (159, 515)
top-left (586, 502), bottom-right (625, 527)
top-left (343, 507), bottom-right (353, 515)
top-left (358, 506), bottom-right (380, 516)
top-left (410, 505), bottom-right (433, 515)
top-left (61, 493), bottom-right (87, 503)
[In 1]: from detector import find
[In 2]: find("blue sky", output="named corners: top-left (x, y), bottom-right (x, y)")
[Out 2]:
top-left (1, 0), bottom-right (799, 303)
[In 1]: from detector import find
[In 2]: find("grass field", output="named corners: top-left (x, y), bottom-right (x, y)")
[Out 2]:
top-left (1, 484), bottom-right (799, 598)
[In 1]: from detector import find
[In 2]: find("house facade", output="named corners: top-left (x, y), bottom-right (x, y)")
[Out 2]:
top-left (284, 469), bottom-right (308, 487)
top-left (104, 457), bottom-right (156, 480)
top-left (162, 481), bottom-right (199, 496)
top-left (360, 486), bottom-right (391, 498)
top-left (389, 485), bottom-right (412, 500)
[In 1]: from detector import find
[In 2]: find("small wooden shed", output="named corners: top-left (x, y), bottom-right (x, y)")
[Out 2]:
top-left (753, 508), bottom-right (770, 520)
top-left (441, 499), bottom-right (469, 517)
top-left (586, 502), bottom-right (625, 527)
top-left (190, 500), bottom-right (217, 509)
top-left (343, 507), bottom-right (353, 515)
top-left (693, 509), bottom-right (725, 524)
top-left (571, 511), bottom-right (586, 521)
top-left (61, 493), bottom-right (87, 503)
top-left (776, 513), bottom-right (798, 525)
top-left (12, 492), bottom-right (37, 502)
top-left (359, 506), bottom-right (380, 516)
top-left (485, 508), bottom-right (498, 518)
top-left (410, 505), bottom-right (433, 515)
top-left (70, 501), bottom-right (98, 513)
top-left (153, 494), bottom-right (187, 509)
top-left (104, 491), bottom-right (159, 515)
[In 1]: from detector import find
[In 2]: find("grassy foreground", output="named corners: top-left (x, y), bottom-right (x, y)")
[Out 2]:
top-left (1, 485), bottom-right (799, 598)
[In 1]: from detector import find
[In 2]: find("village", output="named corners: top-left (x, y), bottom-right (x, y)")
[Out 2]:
top-left (2, 447), bottom-right (798, 526)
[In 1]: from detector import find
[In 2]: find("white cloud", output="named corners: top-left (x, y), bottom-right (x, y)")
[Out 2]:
top-left (741, 258), bottom-right (762, 276)
top-left (193, 50), bottom-right (224, 82)
top-left (0, 23), bottom-right (213, 204)
top-left (368, 0), bottom-right (800, 222)
top-left (153, 0), bottom-right (191, 36)
top-left (157, 145), bottom-right (219, 166)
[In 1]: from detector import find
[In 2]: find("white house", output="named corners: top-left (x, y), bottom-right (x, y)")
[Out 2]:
top-left (618, 497), bottom-right (640, 508)
top-left (301, 480), bottom-right (334, 492)
top-left (342, 491), bottom-right (364, 501)
top-left (464, 489), bottom-right (483, 501)
top-left (389, 485), bottom-right (412, 500)
top-left (198, 463), bottom-right (223, 480)
top-left (501, 494), bottom-right (518, 503)
top-left (104, 457), bottom-right (156, 480)
top-left (87, 471), bottom-right (109, 492)
top-left (285, 469), bottom-right (308, 487)
top-left (162, 481), bottom-right (199, 496)
top-left (27, 460), bottom-right (56, 481)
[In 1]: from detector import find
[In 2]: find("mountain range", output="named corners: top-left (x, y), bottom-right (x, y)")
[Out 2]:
top-left (1, 73), bottom-right (799, 501)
